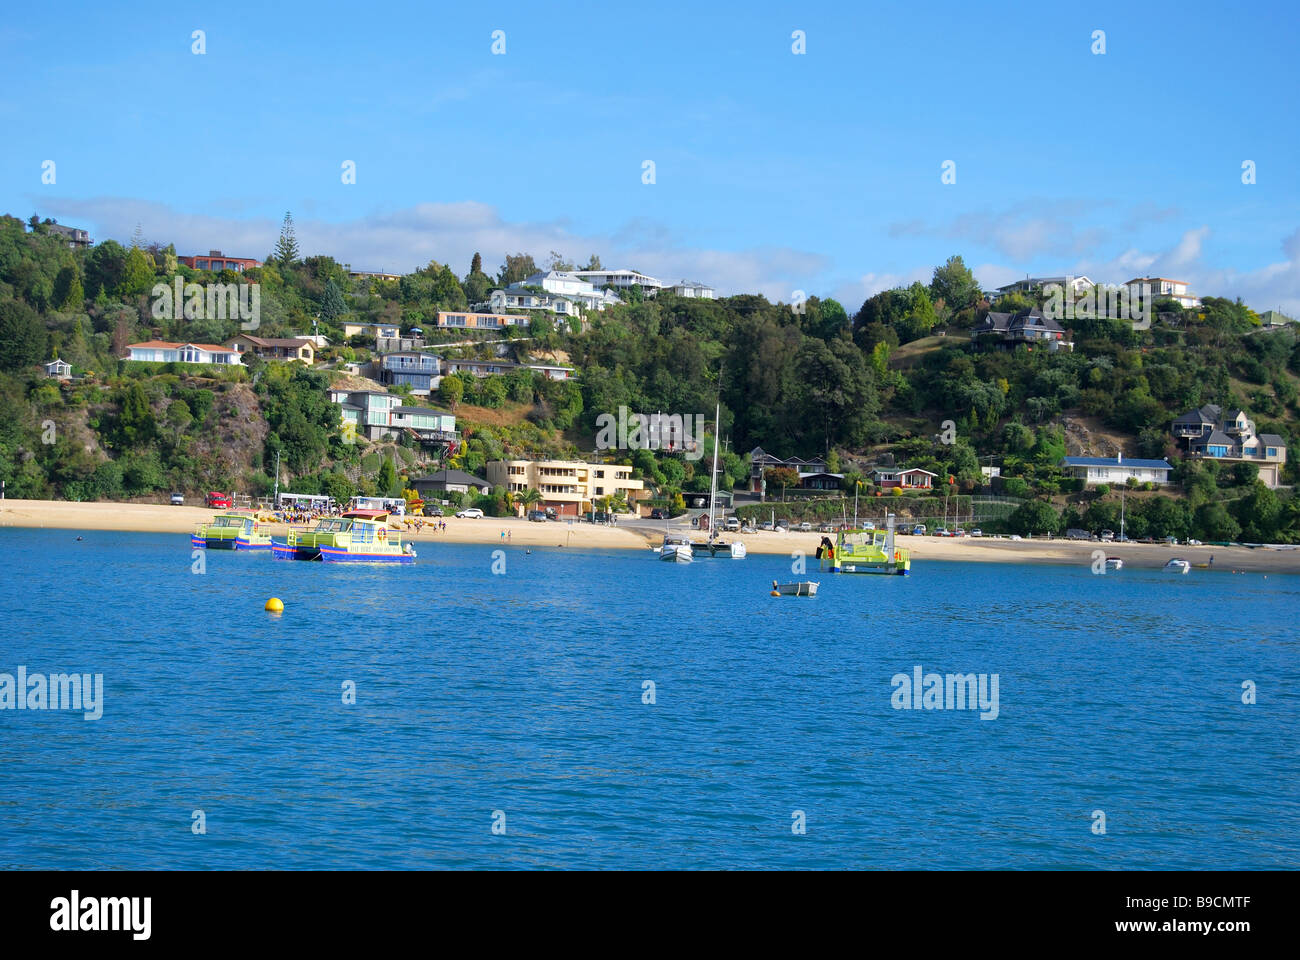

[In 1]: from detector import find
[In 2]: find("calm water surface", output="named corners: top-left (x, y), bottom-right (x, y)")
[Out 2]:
top-left (0, 528), bottom-right (1296, 869)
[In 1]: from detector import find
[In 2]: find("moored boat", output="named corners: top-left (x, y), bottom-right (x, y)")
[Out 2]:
top-left (1105, 556), bottom-right (1123, 571)
top-left (1164, 558), bottom-right (1191, 574)
top-left (191, 512), bottom-right (273, 551)
top-left (272, 510), bottom-right (415, 563)
top-left (772, 579), bottom-right (818, 596)
top-left (658, 534), bottom-right (694, 563)
top-left (821, 514), bottom-right (910, 575)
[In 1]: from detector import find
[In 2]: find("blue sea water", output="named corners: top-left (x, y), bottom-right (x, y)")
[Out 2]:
top-left (0, 528), bottom-right (1296, 870)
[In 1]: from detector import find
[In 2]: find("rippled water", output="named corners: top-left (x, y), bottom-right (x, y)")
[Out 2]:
top-left (0, 528), bottom-right (1296, 869)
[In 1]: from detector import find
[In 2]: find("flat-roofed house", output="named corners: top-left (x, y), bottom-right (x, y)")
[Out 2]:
top-left (1124, 277), bottom-right (1201, 309)
top-left (485, 459), bottom-right (646, 517)
top-left (378, 351), bottom-right (443, 395)
top-left (411, 469), bottom-right (490, 498)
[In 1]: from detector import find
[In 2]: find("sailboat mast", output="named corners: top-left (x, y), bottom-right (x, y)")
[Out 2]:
top-left (708, 402), bottom-right (720, 539)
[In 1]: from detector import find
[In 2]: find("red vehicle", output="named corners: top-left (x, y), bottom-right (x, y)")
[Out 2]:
top-left (206, 492), bottom-right (232, 509)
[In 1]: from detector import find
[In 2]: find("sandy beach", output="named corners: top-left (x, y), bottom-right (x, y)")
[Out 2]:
top-left (2, 498), bottom-right (1297, 573)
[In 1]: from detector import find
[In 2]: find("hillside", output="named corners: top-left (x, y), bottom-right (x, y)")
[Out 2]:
top-left (2, 215), bottom-right (1298, 541)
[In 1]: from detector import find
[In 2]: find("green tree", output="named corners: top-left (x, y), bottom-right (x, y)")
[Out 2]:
top-left (275, 211), bottom-right (300, 265)
top-left (929, 255), bottom-right (982, 315)
top-left (117, 246), bottom-right (155, 298)
top-left (438, 374), bottom-right (465, 409)
top-left (320, 278), bottom-right (347, 322)
top-left (0, 299), bottom-right (48, 371)
top-left (1008, 499), bottom-right (1060, 536)
top-left (53, 266), bottom-right (84, 311)
top-left (377, 455), bottom-right (398, 496)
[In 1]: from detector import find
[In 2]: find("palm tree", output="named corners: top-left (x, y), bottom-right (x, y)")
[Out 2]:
top-left (519, 488), bottom-right (542, 509)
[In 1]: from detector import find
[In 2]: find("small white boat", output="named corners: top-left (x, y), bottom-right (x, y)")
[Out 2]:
top-left (1164, 558), bottom-right (1191, 574)
top-left (659, 535), bottom-right (694, 563)
top-left (1105, 556), bottom-right (1123, 571)
top-left (772, 580), bottom-right (818, 596)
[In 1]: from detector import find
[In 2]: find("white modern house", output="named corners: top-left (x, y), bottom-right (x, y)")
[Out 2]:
top-left (996, 276), bottom-right (1094, 297)
top-left (1123, 277), bottom-right (1202, 309)
top-left (1059, 454), bottom-right (1172, 486)
top-left (664, 280), bottom-right (716, 299)
top-left (487, 288), bottom-right (582, 317)
top-left (570, 269), bottom-right (663, 297)
top-left (125, 341), bottom-right (242, 365)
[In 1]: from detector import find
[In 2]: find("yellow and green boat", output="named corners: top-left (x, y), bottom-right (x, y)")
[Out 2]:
top-left (821, 520), bottom-right (911, 575)
top-left (191, 512), bottom-right (273, 552)
top-left (271, 510), bottom-right (416, 564)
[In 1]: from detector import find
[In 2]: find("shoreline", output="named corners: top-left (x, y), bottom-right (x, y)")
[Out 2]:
top-left (2, 499), bottom-right (1297, 573)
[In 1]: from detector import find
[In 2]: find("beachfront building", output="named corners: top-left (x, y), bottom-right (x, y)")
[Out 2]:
top-left (872, 467), bottom-right (938, 490)
top-left (435, 310), bottom-right (530, 331)
top-left (971, 308), bottom-right (1073, 352)
top-left (798, 471), bottom-right (845, 491)
top-left (377, 351), bottom-right (443, 395)
top-left (1171, 404), bottom-right (1287, 487)
top-left (227, 334), bottom-right (315, 365)
top-left (178, 250), bottom-right (261, 272)
top-left (125, 340), bottom-right (242, 365)
top-left (1059, 454), bottom-right (1173, 486)
top-left (43, 358), bottom-right (72, 379)
top-left (411, 469), bottom-right (491, 498)
top-left (1124, 277), bottom-right (1201, 309)
top-left (485, 459), bottom-right (646, 517)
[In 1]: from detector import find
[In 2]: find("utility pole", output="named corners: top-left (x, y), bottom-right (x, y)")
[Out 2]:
top-left (273, 449), bottom-right (281, 504)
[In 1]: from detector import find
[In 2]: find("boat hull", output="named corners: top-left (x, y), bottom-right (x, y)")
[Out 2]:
top-left (191, 534), bottom-right (271, 551)
top-left (659, 545), bottom-right (693, 563)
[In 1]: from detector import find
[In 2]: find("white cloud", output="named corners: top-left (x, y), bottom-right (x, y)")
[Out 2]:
top-left (36, 197), bottom-right (826, 303)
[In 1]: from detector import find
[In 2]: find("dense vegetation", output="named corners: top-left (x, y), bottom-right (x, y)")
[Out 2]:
top-left (3, 212), bottom-right (1299, 540)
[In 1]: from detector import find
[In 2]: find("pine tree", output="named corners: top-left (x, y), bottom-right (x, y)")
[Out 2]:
top-left (470, 252), bottom-right (482, 275)
top-left (320, 278), bottom-right (346, 321)
top-left (275, 211), bottom-right (299, 265)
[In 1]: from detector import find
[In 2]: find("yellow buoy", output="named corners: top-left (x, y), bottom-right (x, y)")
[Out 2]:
top-left (265, 597), bottom-right (284, 612)
top-left (770, 590), bottom-right (781, 597)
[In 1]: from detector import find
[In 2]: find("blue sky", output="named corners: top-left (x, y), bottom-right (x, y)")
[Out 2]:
top-left (3, 0), bottom-right (1298, 312)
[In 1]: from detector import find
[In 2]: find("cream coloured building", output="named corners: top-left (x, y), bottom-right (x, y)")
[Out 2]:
top-left (485, 459), bottom-right (646, 516)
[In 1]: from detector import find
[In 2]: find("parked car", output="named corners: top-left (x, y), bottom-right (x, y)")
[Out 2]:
top-left (969, 529), bottom-right (983, 537)
top-left (169, 492), bottom-right (185, 506)
top-left (1066, 528), bottom-right (1093, 541)
top-left (206, 491), bottom-right (231, 509)
top-left (1099, 529), bottom-right (1115, 542)
top-left (724, 517), bottom-right (740, 532)
top-left (1164, 536), bottom-right (1179, 545)
top-left (527, 510), bottom-right (547, 522)
top-left (456, 508), bottom-right (485, 519)
top-left (759, 520), bottom-right (774, 531)
top-left (933, 527), bottom-right (948, 537)
top-left (818, 522), bottom-right (836, 532)
top-left (862, 520), bottom-right (876, 531)
top-left (1008, 534), bottom-right (1023, 541)
top-left (912, 524), bottom-right (927, 536)
top-left (650, 508), bottom-right (666, 520)
top-left (1187, 538), bottom-right (1203, 546)
top-left (775, 520), bottom-right (790, 532)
